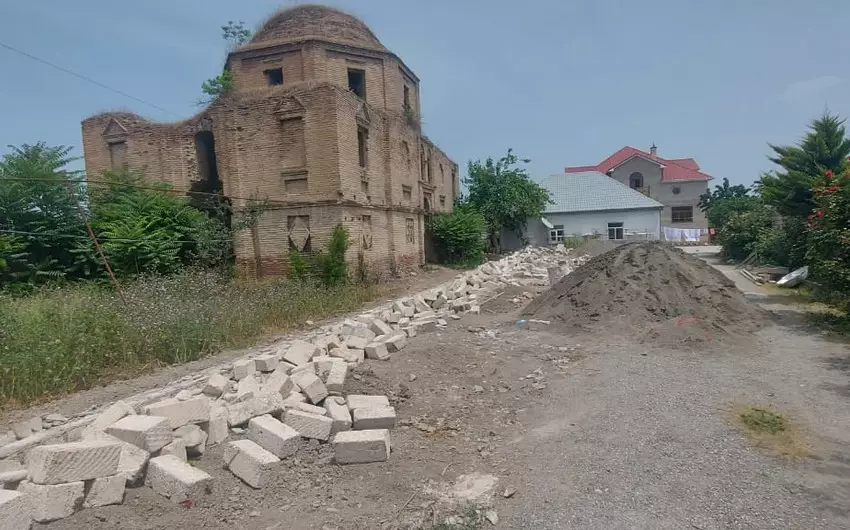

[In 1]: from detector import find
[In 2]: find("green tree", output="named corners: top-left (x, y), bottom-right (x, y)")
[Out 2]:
top-left (464, 149), bottom-right (551, 252)
top-left (426, 203), bottom-right (486, 267)
top-left (698, 177), bottom-right (751, 212)
top-left (199, 21), bottom-right (252, 105)
top-left (757, 113), bottom-right (850, 217)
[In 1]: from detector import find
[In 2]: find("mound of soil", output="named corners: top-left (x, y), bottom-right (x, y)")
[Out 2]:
top-left (523, 242), bottom-right (766, 343)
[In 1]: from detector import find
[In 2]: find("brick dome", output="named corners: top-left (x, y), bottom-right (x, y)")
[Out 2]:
top-left (247, 5), bottom-right (385, 51)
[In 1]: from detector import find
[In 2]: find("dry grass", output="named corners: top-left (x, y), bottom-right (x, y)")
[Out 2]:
top-left (730, 403), bottom-right (811, 459)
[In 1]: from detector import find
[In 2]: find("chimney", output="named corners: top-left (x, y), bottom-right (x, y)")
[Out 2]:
top-left (650, 143), bottom-right (657, 159)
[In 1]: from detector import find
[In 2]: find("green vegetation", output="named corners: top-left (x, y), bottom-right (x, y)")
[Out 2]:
top-left (429, 506), bottom-right (486, 530)
top-left (199, 21), bottom-right (252, 104)
top-left (733, 404), bottom-right (809, 458)
top-left (427, 204), bottom-right (486, 267)
top-left (740, 407), bottom-right (787, 434)
top-left (463, 149), bottom-right (551, 252)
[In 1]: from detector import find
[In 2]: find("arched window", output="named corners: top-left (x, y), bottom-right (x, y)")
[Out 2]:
top-left (629, 172), bottom-right (644, 189)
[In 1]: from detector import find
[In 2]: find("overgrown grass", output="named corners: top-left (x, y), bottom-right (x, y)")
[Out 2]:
top-left (0, 270), bottom-right (377, 408)
top-left (428, 506), bottom-right (486, 530)
top-left (808, 310), bottom-right (850, 336)
top-left (731, 404), bottom-right (810, 458)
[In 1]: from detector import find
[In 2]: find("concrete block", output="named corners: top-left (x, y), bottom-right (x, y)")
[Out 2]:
top-left (173, 424), bottom-right (207, 456)
top-left (236, 376), bottom-right (259, 402)
top-left (226, 391), bottom-right (285, 427)
top-left (81, 430), bottom-right (149, 486)
top-left (203, 373), bottom-right (229, 397)
top-left (436, 318), bottom-right (448, 326)
top-left (293, 402), bottom-right (326, 416)
top-left (202, 415), bottom-right (228, 446)
top-left (313, 335), bottom-right (341, 352)
top-left (386, 312), bottom-right (402, 324)
top-left (83, 474), bottom-right (125, 507)
top-left (283, 340), bottom-right (320, 366)
top-left (329, 346), bottom-right (363, 363)
top-left (0, 461), bottom-right (27, 487)
top-left (352, 406), bottom-right (397, 430)
top-left (325, 361), bottom-right (347, 393)
top-left (340, 324), bottom-right (375, 341)
top-left (346, 394), bottom-right (391, 411)
top-left (312, 355), bottom-right (336, 379)
top-left (413, 320), bottom-right (437, 333)
top-left (264, 370), bottom-right (294, 396)
top-left (402, 326), bottom-right (417, 338)
top-left (290, 362), bottom-right (315, 377)
top-left (401, 306), bottom-right (415, 318)
top-left (282, 392), bottom-right (307, 407)
top-left (106, 415), bottom-right (172, 452)
top-left (19, 480), bottom-right (84, 522)
top-left (0, 490), bottom-right (30, 529)
top-left (332, 429), bottom-right (391, 464)
top-left (415, 310), bottom-right (436, 320)
top-left (413, 296), bottom-right (431, 313)
top-left (343, 335), bottom-right (368, 350)
top-left (469, 305), bottom-right (481, 315)
top-left (369, 318), bottom-right (393, 337)
top-left (325, 397), bottom-right (352, 435)
top-left (290, 371), bottom-right (328, 404)
top-left (223, 440), bottom-right (279, 489)
top-left (145, 455), bottom-right (212, 502)
top-left (159, 440), bottom-right (187, 461)
top-left (28, 441), bottom-right (121, 485)
top-left (145, 396), bottom-right (210, 429)
top-left (384, 334), bottom-right (407, 353)
top-left (432, 296), bottom-right (447, 309)
top-left (253, 354), bottom-right (279, 372)
top-left (86, 401), bottom-right (134, 434)
top-left (365, 341), bottom-right (389, 360)
top-left (232, 359), bottom-right (256, 381)
top-left (247, 415), bottom-right (299, 458)
top-left (284, 410), bottom-right (333, 441)
top-left (527, 319), bottom-right (550, 331)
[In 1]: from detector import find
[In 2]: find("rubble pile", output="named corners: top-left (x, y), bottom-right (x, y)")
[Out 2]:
top-left (0, 245), bottom-right (580, 527)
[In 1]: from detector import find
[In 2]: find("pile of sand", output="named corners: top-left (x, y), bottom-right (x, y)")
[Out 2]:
top-left (523, 242), bottom-right (765, 344)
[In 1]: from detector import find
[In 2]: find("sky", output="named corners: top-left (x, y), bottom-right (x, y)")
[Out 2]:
top-left (1, 0), bottom-right (848, 187)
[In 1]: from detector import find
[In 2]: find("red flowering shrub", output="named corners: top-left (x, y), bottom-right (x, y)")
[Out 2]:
top-left (807, 168), bottom-right (850, 306)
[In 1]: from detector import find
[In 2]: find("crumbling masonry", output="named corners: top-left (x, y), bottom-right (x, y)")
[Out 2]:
top-left (80, 5), bottom-right (458, 276)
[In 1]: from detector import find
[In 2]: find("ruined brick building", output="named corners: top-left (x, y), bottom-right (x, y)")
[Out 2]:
top-left (81, 4), bottom-right (458, 276)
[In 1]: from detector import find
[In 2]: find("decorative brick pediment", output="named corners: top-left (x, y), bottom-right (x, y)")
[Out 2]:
top-left (276, 96), bottom-right (305, 120)
top-left (287, 215), bottom-right (311, 251)
top-left (102, 118), bottom-right (128, 142)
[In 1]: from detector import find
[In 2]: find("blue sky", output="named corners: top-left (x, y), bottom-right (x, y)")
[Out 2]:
top-left (1, 0), bottom-right (848, 186)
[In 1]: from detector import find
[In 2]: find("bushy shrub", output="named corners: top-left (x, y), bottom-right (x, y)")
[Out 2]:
top-left (807, 169), bottom-right (850, 306)
top-left (287, 224), bottom-right (351, 287)
top-left (427, 205), bottom-right (486, 267)
top-left (754, 217), bottom-right (808, 268)
top-left (715, 205), bottom-right (774, 260)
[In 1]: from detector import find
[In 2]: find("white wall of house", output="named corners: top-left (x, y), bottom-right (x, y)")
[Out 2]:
top-left (503, 207), bottom-right (662, 250)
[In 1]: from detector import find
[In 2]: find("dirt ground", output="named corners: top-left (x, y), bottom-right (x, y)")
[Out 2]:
top-left (32, 254), bottom-right (850, 529)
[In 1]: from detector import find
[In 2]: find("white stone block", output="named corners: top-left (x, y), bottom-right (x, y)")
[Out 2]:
top-left (247, 415), bottom-right (299, 458)
top-left (402, 326), bottom-right (417, 338)
top-left (225, 391), bottom-right (285, 427)
top-left (353, 406), bottom-right (397, 430)
top-left (290, 371), bottom-right (328, 404)
top-left (528, 319), bottom-right (550, 331)
top-left (264, 370), bottom-right (294, 396)
top-left (284, 410), bottom-right (333, 441)
top-left (28, 441), bottom-right (121, 485)
top-left (369, 318), bottom-right (393, 337)
top-left (232, 359), bottom-right (256, 381)
top-left (312, 355), bottom-right (336, 379)
top-left (236, 376), bottom-right (259, 402)
top-left (0, 461), bottom-right (26, 486)
top-left (223, 440), bottom-right (279, 489)
top-left (145, 455), bottom-right (212, 502)
top-left (346, 394), bottom-right (391, 411)
top-left (293, 402), bottom-right (326, 416)
top-left (173, 424), bottom-right (207, 456)
top-left (203, 373), bottom-right (229, 397)
top-left (282, 392), bottom-right (307, 407)
top-left (145, 397), bottom-right (210, 429)
top-left (159, 439), bottom-right (187, 461)
top-left (401, 306), bottom-right (415, 317)
top-left (106, 415), bottom-right (172, 452)
top-left (329, 346), bottom-right (363, 363)
top-left (0, 490), bottom-right (30, 530)
top-left (386, 312), bottom-right (402, 324)
top-left (81, 430), bottom-right (149, 486)
top-left (325, 361), bottom-right (347, 393)
top-left (365, 341), bottom-right (389, 360)
top-left (202, 416), bottom-right (228, 447)
top-left (384, 334), bottom-right (407, 353)
top-left (87, 400), bottom-right (134, 433)
top-left (253, 354), bottom-right (279, 372)
top-left (20, 480), bottom-right (84, 522)
top-left (332, 429), bottom-right (391, 464)
top-left (83, 474), bottom-right (125, 507)
top-left (343, 335), bottom-right (368, 350)
top-left (325, 397), bottom-right (352, 435)
top-left (283, 340), bottom-right (320, 366)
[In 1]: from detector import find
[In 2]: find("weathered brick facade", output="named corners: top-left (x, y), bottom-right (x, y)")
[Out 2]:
top-left (80, 5), bottom-right (457, 277)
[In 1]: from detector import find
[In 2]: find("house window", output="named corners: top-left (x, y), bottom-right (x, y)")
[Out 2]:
top-left (439, 195), bottom-right (446, 207)
top-left (406, 218), bottom-right (415, 243)
top-left (264, 68), bottom-right (283, 86)
top-left (108, 141), bottom-right (127, 170)
top-left (403, 85), bottom-right (410, 110)
top-left (608, 222), bottom-right (624, 240)
top-left (361, 180), bottom-right (369, 193)
top-left (671, 206), bottom-right (694, 223)
top-left (629, 172), bottom-right (643, 189)
top-left (549, 224), bottom-right (565, 244)
top-left (423, 193), bottom-right (432, 212)
top-left (402, 185), bottom-right (412, 202)
top-left (348, 69), bottom-right (366, 99)
top-left (357, 126), bottom-right (368, 168)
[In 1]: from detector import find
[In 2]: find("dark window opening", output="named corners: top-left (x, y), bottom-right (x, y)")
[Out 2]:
top-left (357, 126), bottom-right (368, 168)
top-left (671, 206), bottom-right (694, 223)
top-left (607, 222), bottom-right (624, 240)
top-left (190, 131), bottom-right (229, 228)
top-left (264, 68), bottom-right (283, 86)
top-left (403, 85), bottom-right (410, 110)
top-left (348, 69), bottom-right (366, 99)
top-left (629, 172), bottom-right (644, 189)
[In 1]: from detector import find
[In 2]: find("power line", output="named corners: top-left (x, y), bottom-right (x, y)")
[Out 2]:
top-left (0, 41), bottom-right (182, 118)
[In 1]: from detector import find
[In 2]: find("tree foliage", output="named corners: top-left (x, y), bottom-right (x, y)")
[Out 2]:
top-left (698, 177), bottom-right (751, 213)
top-left (427, 203), bottom-right (486, 267)
top-left (807, 167), bottom-right (850, 306)
top-left (464, 149), bottom-right (551, 251)
top-left (287, 224), bottom-right (351, 287)
top-left (199, 21), bottom-right (252, 105)
top-left (757, 113), bottom-right (850, 217)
